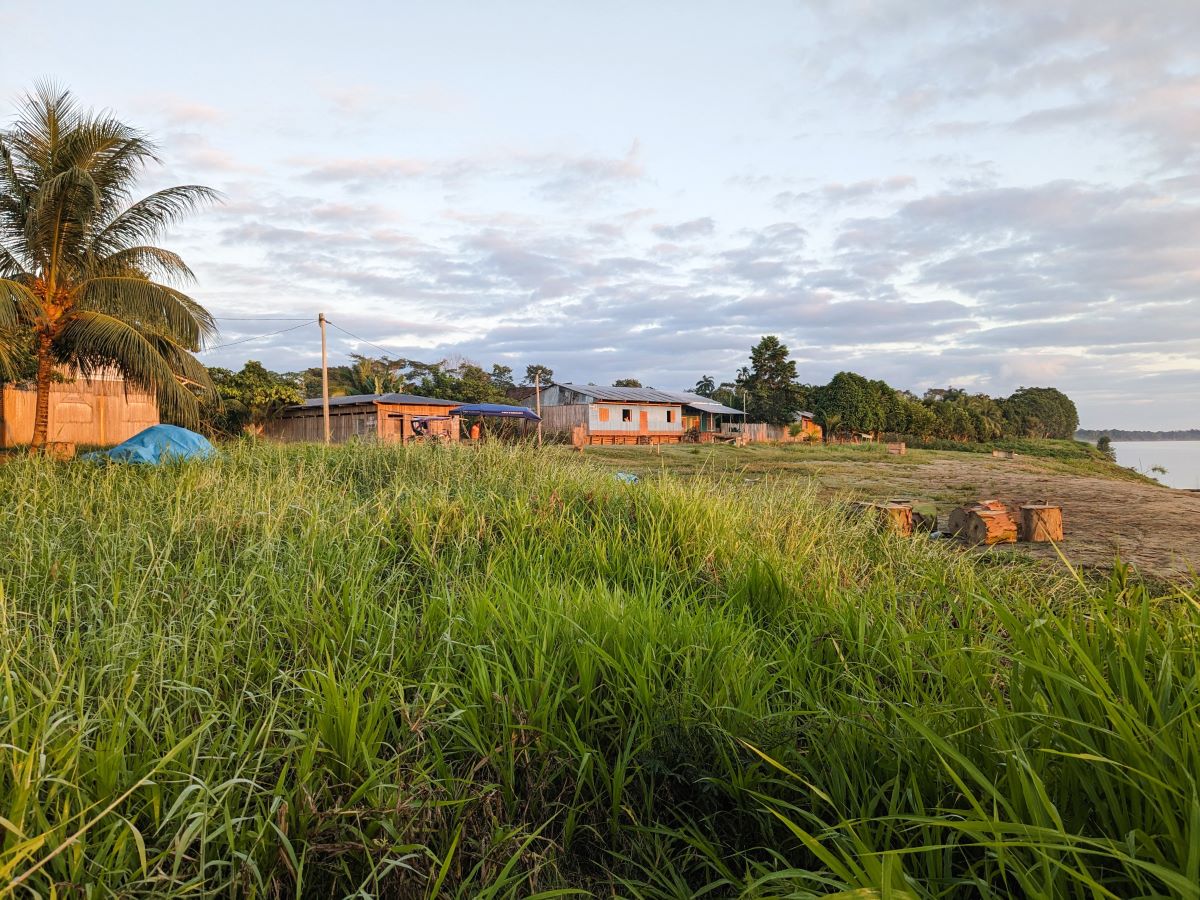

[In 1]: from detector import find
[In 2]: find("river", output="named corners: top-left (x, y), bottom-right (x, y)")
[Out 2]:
top-left (1109, 441), bottom-right (1200, 490)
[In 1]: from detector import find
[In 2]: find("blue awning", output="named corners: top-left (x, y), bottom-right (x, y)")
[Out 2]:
top-left (449, 403), bottom-right (541, 421)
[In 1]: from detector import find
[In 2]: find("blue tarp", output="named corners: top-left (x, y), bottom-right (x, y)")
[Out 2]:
top-left (83, 425), bottom-right (216, 465)
top-left (449, 403), bottom-right (541, 421)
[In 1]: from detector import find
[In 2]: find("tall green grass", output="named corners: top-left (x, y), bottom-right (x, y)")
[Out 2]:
top-left (0, 442), bottom-right (1195, 897)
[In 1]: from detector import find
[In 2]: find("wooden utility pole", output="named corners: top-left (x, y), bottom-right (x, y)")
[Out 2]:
top-left (535, 372), bottom-right (543, 447)
top-left (318, 313), bottom-right (331, 444)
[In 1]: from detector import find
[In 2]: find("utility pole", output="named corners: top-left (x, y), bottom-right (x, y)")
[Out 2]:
top-left (535, 372), bottom-right (543, 448)
top-left (319, 313), bottom-right (331, 444)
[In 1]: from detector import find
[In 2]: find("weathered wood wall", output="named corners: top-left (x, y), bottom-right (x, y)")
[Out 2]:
top-left (539, 404), bottom-right (589, 435)
top-left (1, 380), bottom-right (158, 447)
top-left (721, 422), bottom-right (823, 443)
top-left (267, 402), bottom-right (460, 444)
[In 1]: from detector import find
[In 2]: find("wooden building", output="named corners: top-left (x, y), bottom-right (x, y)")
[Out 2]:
top-left (267, 393), bottom-right (460, 444)
top-left (1, 375), bottom-right (158, 448)
top-left (538, 383), bottom-right (744, 445)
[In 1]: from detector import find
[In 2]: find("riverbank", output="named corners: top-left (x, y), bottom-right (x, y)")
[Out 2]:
top-left (579, 441), bottom-right (1200, 581)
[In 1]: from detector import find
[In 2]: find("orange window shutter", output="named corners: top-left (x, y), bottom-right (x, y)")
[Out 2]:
top-left (598, 407), bottom-right (609, 422)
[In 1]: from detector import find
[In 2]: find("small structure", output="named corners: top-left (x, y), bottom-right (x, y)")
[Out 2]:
top-left (887, 442), bottom-right (907, 455)
top-left (450, 402), bottom-right (540, 441)
top-left (1, 373), bottom-right (159, 448)
top-left (538, 383), bottom-right (743, 445)
top-left (267, 393), bottom-right (460, 444)
top-left (794, 411), bottom-right (823, 441)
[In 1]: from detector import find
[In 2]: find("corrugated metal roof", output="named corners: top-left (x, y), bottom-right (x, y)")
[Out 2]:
top-left (296, 393), bottom-right (457, 409)
top-left (680, 398), bottom-right (745, 416)
top-left (555, 383), bottom-right (745, 416)
top-left (556, 383), bottom-right (685, 403)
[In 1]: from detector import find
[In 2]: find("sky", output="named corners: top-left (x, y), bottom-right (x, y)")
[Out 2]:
top-left (4, 0), bottom-right (1199, 428)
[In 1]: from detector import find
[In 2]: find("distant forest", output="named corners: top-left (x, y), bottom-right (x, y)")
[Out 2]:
top-left (1076, 429), bottom-right (1200, 442)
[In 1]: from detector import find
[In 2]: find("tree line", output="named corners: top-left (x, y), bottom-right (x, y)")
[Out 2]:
top-left (202, 358), bottom-right (557, 436)
top-left (1076, 428), bottom-right (1200, 442)
top-left (690, 336), bottom-right (1080, 441)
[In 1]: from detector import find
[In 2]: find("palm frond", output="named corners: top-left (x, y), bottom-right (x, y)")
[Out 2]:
top-left (55, 310), bottom-right (202, 426)
top-left (92, 245), bottom-right (195, 283)
top-left (91, 185), bottom-right (221, 253)
top-left (73, 276), bottom-right (217, 346)
top-left (0, 277), bottom-right (38, 326)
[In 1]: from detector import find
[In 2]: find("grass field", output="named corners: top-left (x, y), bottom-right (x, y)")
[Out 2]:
top-left (1, 442), bottom-right (1197, 897)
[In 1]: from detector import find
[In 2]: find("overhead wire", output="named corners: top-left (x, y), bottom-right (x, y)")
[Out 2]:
top-left (200, 319), bottom-right (314, 353)
top-left (324, 320), bottom-right (407, 358)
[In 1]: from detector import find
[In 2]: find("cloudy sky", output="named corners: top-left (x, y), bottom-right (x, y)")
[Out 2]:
top-left (5, 1), bottom-right (1199, 427)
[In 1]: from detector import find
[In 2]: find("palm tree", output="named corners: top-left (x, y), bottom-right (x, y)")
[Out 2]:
top-left (0, 83), bottom-right (217, 448)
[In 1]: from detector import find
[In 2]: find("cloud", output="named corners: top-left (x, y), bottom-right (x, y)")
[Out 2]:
top-left (293, 141), bottom-right (644, 201)
top-left (804, 0), bottom-right (1200, 167)
top-left (651, 217), bottom-right (715, 240)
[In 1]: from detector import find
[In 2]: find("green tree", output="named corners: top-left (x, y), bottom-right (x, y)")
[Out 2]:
top-left (490, 364), bottom-right (515, 390)
top-left (1096, 434), bottom-right (1116, 460)
top-left (0, 84), bottom-right (217, 448)
top-left (810, 371), bottom-right (877, 435)
top-left (613, 378), bottom-right (642, 388)
top-left (204, 361), bottom-right (301, 436)
top-left (1002, 386), bottom-right (1079, 439)
top-left (343, 354), bottom-right (407, 395)
top-left (743, 335), bottom-right (802, 425)
top-left (523, 364), bottom-right (553, 386)
top-left (692, 375), bottom-right (716, 397)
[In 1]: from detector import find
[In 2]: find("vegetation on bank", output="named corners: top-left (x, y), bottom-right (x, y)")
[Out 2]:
top-left (1, 442), bottom-right (1195, 897)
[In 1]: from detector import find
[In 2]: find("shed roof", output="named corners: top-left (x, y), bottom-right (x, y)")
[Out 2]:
top-left (296, 393), bottom-right (458, 409)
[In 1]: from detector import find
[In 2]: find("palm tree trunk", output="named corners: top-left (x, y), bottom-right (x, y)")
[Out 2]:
top-left (30, 332), bottom-right (54, 450)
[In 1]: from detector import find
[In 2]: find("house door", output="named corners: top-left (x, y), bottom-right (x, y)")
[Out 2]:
top-left (638, 410), bottom-right (649, 433)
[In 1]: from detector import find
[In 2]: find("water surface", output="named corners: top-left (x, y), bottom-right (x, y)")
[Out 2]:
top-left (1109, 440), bottom-right (1200, 490)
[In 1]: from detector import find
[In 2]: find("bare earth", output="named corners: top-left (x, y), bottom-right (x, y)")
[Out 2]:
top-left (582, 446), bottom-right (1200, 581)
top-left (786, 455), bottom-right (1200, 580)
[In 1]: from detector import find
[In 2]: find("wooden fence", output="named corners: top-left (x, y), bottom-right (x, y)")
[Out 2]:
top-left (1, 380), bottom-right (158, 447)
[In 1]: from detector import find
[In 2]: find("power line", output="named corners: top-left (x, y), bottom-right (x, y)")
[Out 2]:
top-left (214, 316), bottom-right (313, 322)
top-left (200, 319), bottom-right (314, 353)
top-left (325, 320), bottom-right (407, 359)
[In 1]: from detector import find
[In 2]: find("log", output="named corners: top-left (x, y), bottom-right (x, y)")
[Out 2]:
top-left (1020, 504), bottom-right (1063, 542)
top-left (964, 508), bottom-right (1018, 545)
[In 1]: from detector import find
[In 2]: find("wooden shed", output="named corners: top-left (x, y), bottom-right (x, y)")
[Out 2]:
top-left (266, 393), bottom-right (460, 444)
top-left (1, 375), bottom-right (158, 448)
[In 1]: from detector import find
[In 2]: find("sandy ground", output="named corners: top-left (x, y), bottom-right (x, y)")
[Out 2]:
top-left (793, 455), bottom-right (1200, 580)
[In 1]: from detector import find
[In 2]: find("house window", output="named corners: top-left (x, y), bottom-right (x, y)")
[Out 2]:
top-left (598, 407), bottom-right (610, 423)
top-left (666, 410), bottom-right (674, 423)
top-left (622, 408), bottom-right (633, 422)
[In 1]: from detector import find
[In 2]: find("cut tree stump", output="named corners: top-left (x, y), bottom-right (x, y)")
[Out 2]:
top-left (888, 498), bottom-right (936, 531)
top-left (1020, 504), bottom-right (1063, 542)
top-left (856, 501), bottom-right (914, 536)
top-left (947, 500), bottom-right (1006, 536)
top-left (964, 508), bottom-right (1018, 545)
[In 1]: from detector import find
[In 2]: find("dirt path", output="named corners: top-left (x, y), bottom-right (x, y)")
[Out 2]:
top-left (802, 456), bottom-right (1200, 580)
